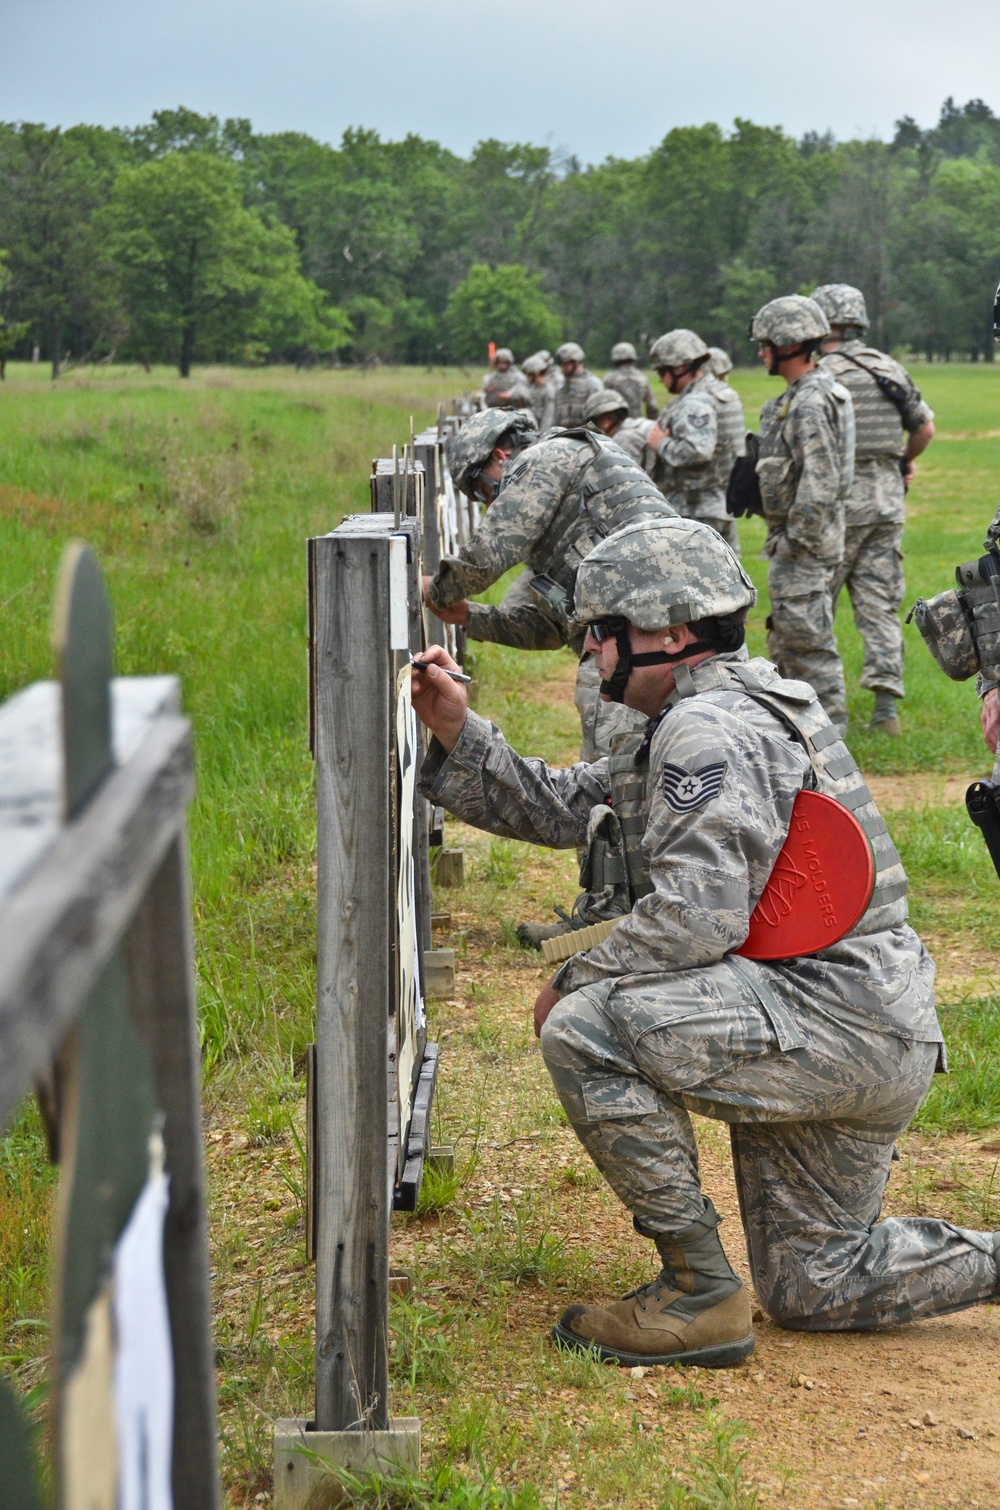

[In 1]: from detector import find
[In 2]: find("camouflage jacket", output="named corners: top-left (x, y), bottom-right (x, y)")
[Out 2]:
top-left (603, 364), bottom-right (658, 420)
top-left (425, 430), bottom-right (675, 618)
top-left (418, 649), bottom-right (939, 1048)
top-left (652, 372), bottom-right (746, 519)
top-left (553, 369), bottom-right (605, 427)
top-left (757, 366), bottom-right (855, 565)
top-left (613, 419), bottom-right (656, 473)
top-left (820, 341), bottom-right (934, 526)
top-left (465, 569), bottom-right (567, 650)
top-left (483, 366), bottom-right (525, 407)
top-left (523, 381), bottom-right (556, 432)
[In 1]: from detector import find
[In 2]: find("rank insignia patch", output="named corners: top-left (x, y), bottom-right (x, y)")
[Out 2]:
top-left (662, 761), bottom-right (727, 812)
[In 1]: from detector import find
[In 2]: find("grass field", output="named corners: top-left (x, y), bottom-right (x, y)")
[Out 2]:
top-left (2, 358), bottom-right (1000, 1508)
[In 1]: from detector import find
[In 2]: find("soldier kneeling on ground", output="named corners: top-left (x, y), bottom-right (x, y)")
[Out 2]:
top-left (412, 515), bottom-right (1000, 1368)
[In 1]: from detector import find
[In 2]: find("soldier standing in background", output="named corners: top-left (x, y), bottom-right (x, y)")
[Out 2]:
top-left (553, 342), bottom-right (604, 427)
top-left (707, 347), bottom-right (735, 382)
top-left (645, 329), bottom-right (745, 554)
top-left (521, 352), bottom-right (557, 430)
top-left (813, 283), bottom-right (936, 735)
top-left (603, 342), bottom-right (658, 419)
top-left (752, 295), bottom-right (855, 734)
top-left (482, 347), bottom-right (524, 407)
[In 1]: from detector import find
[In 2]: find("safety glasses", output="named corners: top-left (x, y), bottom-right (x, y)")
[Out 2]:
top-left (586, 616), bottom-right (627, 644)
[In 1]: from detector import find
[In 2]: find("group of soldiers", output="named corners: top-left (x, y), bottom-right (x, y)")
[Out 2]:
top-left (404, 285), bottom-right (1000, 1375)
top-left (475, 285), bottom-right (935, 748)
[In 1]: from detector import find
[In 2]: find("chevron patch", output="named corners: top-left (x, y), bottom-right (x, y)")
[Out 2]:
top-left (662, 760), bottom-right (727, 812)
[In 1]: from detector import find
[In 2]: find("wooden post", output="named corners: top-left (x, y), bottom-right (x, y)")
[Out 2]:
top-left (125, 832), bottom-right (219, 1507)
top-left (0, 545), bottom-right (217, 1507)
top-left (312, 520), bottom-right (394, 1432)
top-left (370, 458), bottom-right (423, 516)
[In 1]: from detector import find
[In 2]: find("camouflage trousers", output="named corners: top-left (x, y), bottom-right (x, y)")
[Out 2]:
top-left (766, 553), bottom-right (847, 733)
top-left (540, 966), bottom-right (998, 1330)
top-left (575, 653), bottom-right (647, 762)
top-left (831, 521), bottom-right (905, 700)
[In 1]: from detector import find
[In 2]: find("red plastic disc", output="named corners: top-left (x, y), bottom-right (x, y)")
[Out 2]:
top-left (735, 789), bottom-right (876, 961)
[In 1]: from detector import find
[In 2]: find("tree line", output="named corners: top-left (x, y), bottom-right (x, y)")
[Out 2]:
top-left (1, 97), bottom-right (999, 377)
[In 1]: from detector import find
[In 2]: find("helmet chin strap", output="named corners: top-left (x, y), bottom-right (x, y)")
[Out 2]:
top-left (599, 624), bottom-right (715, 704)
top-left (766, 341), bottom-right (810, 376)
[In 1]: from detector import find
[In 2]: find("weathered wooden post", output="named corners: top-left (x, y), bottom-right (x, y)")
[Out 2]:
top-left (282, 513), bottom-right (440, 1506)
top-left (0, 543), bottom-right (218, 1509)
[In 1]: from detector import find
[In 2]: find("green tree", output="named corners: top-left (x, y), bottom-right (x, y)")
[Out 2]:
top-left (0, 123), bottom-right (117, 376)
top-left (446, 263), bottom-right (559, 362)
top-left (101, 150), bottom-right (348, 374)
top-left (0, 251), bottom-right (29, 378)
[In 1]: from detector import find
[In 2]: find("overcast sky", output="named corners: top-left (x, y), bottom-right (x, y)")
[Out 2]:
top-left (6, 0), bottom-right (1000, 162)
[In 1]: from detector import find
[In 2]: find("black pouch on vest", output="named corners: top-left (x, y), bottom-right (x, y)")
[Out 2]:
top-left (726, 432), bottom-right (763, 518)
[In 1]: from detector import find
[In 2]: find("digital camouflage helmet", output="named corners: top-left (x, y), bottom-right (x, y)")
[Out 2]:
top-left (707, 346), bottom-right (733, 377)
top-left (649, 329), bottom-right (710, 369)
top-left (750, 295), bottom-right (830, 347)
top-left (494, 347), bottom-right (515, 365)
top-left (584, 389), bottom-right (630, 423)
top-left (445, 408), bottom-right (538, 496)
top-left (556, 341), bottom-right (586, 365)
top-left (810, 284), bottom-right (869, 331)
top-left (610, 341), bottom-right (638, 364)
top-left (573, 516), bottom-right (757, 701)
top-left (522, 353), bottom-right (548, 376)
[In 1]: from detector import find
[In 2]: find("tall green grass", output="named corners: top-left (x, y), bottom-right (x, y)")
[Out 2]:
top-left (2, 361), bottom-right (1000, 1498)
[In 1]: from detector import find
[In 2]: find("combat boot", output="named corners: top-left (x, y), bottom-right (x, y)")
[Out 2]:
top-left (515, 906), bottom-right (584, 951)
top-left (552, 1200), bottom-right (753, 1368)
top-left (868, 690), bottom-right (901, 737)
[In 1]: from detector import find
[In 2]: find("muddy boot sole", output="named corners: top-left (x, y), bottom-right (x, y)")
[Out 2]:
top-left (551, 1321), bottom-right (754, 1370)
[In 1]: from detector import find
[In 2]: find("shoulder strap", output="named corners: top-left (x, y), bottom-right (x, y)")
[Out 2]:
top-left (729, 689), bottom-right (818, 788)
top-left (832, 349), bottom-right (910, 417)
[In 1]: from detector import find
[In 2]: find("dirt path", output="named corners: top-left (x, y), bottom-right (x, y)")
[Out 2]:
top-left (208, 690), bottom-right (1000, 1507)
top-left (408, 857), bottom-right (1000, 1509)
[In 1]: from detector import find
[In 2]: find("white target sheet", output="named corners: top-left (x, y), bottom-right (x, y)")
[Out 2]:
top-left (395, 667), bottom-right (425, 1145)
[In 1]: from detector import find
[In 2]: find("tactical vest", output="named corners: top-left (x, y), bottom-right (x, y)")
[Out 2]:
top-left (592, 659), bottom-right (907, 941)
top-left (554, 372), bottom-right (603, 428)
top-left (657, 374), bottom-right (745, 501)
top-left (821, 344), bottom-right (906, 461)
top-left (531, 430), bottom-right (674, 588)
top-left (603, 366), bottom-right (650, 420)
top-left (757, 368), bottom-right (854, 535)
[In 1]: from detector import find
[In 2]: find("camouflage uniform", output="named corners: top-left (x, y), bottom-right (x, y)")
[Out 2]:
top-left (419, 648), bottom-right (1000, 1330)
top-left (613, 419), bottom-right (656, 473)
top-left (651, 371), bottom-right (745, 554)
top-left (483, 358), bottom-right (525, 408)
top-left (429, 430), bottom-right (675, 758)
top-left (521, 355), bottom-right (557, 431)
top-left (820, 340), bottom-right (933, 701)
top-left (757, 367), bottom-right (854, 731)
top-left (554, 369), bottom-right (605, 428)
top-left (604, 363), bottom-right (658, 420)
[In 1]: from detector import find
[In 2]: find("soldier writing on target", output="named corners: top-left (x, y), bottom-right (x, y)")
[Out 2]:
top-left (411, 515), bottom-right (1000, 1370)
